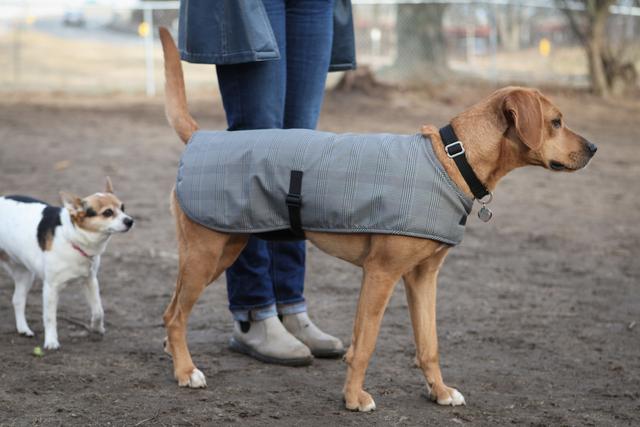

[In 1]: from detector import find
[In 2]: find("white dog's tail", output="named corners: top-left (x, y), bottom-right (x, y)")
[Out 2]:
top-left (159, 27), bottom-right (199, 144)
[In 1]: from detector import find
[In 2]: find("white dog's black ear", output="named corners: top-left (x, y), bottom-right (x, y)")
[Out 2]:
top-left (59, 191), bottom-right (83, 215)
top-left (105, 176), bottom-right (114, 194)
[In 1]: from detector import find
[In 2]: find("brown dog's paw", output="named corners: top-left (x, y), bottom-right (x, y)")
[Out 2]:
top-left (430, 385), bottom-right (465, 406)
top-left (345, 389), bottom-right (376, 412)
top-left (177, 368), bottom-right (207, 388)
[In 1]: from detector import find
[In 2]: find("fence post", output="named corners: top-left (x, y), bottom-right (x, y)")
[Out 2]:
top-left (143, 7), bottom-right (155, 96)
top-left (489, 3), bottom-right (498, 86)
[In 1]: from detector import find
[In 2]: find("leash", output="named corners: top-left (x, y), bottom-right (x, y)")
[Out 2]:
top-left (439, 124), bottom-right (494, 222)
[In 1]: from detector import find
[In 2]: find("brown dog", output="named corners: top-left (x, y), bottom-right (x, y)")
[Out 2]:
top-left (158, 28), bottom-right (596, 411)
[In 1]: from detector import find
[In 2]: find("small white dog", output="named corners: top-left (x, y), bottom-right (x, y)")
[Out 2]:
top-left (0, 178), bottom-right (133, 349)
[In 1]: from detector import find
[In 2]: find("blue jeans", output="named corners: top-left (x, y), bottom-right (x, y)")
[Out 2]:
top-left (216, 0), bottom-right (334, 322)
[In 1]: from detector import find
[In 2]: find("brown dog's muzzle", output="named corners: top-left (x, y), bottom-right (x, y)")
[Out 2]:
top-left (549, 135), bottom-right (597, 171)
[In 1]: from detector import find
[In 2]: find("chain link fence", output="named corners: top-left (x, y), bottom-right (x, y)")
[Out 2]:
top-left (1, 0), bottom-right (638, 94)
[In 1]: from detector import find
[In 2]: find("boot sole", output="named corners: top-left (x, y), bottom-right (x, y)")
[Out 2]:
top-left (229, 337), bottom-right (314, 367)
top-left (311, 347), bottom-right (346, 359)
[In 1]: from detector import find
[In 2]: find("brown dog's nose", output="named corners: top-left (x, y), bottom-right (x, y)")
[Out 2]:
top-left (587, 142), bottom-right (597, 155)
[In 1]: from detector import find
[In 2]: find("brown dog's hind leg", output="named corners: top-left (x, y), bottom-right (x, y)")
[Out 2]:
top-left (403, 248), bottom-right (465, 406)
top-left (164, 202), bottom-right (247, 388)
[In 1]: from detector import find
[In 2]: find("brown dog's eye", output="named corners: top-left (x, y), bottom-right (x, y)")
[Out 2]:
top-left (103, 209), bottom-right (114, 217)
top-left (121, 204), bottom-right (125, 213)
top-left (551, 118), bottom-right (562, 129)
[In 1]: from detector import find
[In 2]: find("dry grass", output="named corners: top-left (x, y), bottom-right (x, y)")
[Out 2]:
top-left (0, 29), bottom-right (217, 94)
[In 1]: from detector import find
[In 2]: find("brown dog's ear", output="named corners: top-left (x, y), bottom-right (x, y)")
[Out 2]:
top-left (60, 191), bottom-right (83, 215)
top-left (105, 176), bottom-right (114, 194)
top-left (503, 90), bottom-right (543, 150)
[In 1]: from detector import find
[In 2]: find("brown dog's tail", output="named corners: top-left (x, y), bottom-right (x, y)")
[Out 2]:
top-left (159, 27), bottom-right (198, 144)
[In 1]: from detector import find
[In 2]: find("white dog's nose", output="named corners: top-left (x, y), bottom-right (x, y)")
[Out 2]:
top-left (123, 217), bottom-right (134, 229)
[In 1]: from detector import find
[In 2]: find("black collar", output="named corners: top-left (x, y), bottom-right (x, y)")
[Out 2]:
top-left (439, 124), bottom-right (490, 201)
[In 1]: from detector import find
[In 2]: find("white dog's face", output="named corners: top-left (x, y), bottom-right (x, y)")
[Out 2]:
top-left (60, 178), bottom-right (134, 235)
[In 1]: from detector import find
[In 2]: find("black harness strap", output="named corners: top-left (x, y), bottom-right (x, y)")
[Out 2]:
top-left (439, 124), bottom-right (490, 201)
top-left (286, 170), bottom-right (305, 238)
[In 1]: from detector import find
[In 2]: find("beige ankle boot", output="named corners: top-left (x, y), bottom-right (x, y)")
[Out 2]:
top-left (282, 312), bottom-right (345, 358)
top-left (229, 315), bottom-right (313, 366)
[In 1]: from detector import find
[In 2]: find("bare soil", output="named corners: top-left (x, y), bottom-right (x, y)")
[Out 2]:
top-left (0, 85), bottom-right (639, 426)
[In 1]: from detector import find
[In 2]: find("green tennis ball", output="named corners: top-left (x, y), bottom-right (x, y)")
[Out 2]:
top-left (33, 346), bottom-right (44, 357)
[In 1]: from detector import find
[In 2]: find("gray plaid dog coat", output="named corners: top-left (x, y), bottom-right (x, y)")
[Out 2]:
top-left (176, 129), bottom-right (473, 245)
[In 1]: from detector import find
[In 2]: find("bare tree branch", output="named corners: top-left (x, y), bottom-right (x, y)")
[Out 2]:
top-left (556, 0), bottom-right (588, 45)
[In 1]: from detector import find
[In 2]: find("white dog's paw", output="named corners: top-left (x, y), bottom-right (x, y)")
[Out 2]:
top-left (91, 325), bottom-right (106, 335)
top-left (18, 327), bottom-right (35, 337)
top-left (43, 339), bottom-right (60, 350)
top-left (89, 329), bottom-right (105, 342)
top-left (179, 368), bottom-right (207, 389)
top-left (90, 317), bottom-right (105, 334)
top-left (432, 387), bottom-right (466, 406)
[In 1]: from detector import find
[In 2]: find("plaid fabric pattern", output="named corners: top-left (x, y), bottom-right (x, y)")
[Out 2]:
top-left (176, 129), bottom-right (473, 245)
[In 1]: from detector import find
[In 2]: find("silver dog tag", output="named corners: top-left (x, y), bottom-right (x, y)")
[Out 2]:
top-left (478, 205), bottom-right (493, 222)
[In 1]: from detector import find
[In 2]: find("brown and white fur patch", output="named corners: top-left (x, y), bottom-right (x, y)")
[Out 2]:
top-left (0, 178), bottom-right (133, 349)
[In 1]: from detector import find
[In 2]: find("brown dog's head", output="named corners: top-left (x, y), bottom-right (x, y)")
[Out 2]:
top-left (499, 87), bottom-right (597, 172)
top-left (60, 177), bottom-right (134, 234)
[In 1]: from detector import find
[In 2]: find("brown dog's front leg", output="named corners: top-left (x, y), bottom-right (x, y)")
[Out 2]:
top-left (343, 266), bottom-right (398, 412)
top-left (403, 249), bottom-right (465, 406)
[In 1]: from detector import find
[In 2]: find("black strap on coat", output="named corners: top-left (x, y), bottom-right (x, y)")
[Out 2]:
top-left (439, 125), bottom-right (490, 201)
top-left (286, 170), bottom-right (305, 238)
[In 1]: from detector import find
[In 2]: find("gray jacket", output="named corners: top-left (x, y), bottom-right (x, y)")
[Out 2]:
top-left (178, 0), bottom-right (356, 72)
top-left (176, 129), bottom-right (473, 245)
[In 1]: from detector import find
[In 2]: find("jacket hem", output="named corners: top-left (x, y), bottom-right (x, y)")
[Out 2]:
top-left (329, 62), bottom-right (357, 72)
top-left (180, 50), bottom-right (280, 65)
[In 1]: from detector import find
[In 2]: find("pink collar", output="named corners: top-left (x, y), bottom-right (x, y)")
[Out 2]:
top-left (71, 242), bottom-right (92, 258)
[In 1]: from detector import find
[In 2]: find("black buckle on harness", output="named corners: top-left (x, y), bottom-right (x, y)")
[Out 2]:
top-left (286, 170), bottom-right (305, 239)
top-left (286, 193), bottom-right (302, 208)
top-left (444, 140), bottom-right (465, 158)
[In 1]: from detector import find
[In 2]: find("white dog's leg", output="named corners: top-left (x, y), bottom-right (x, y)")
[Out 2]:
top-left (84, 275), bottom-right (105, 336)
top-left (42, 280), bottom-right (61, 350)
top-left (11, 267), bottom-right (35, 337)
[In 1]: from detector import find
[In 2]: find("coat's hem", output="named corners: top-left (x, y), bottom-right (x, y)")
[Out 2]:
top-left (329, 62), bottom-right (357, 72)
top-left (179, 50), bottom-right (280, 65)
top-left (174, 209), bottom-right (462, 247)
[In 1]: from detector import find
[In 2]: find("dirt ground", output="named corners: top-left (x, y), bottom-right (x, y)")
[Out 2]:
top-left (0, 84), bottom-right (638, 426)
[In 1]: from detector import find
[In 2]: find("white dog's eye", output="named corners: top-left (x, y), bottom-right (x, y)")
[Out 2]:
top-left (102, 209), bottom-right (114, 217)
top-left (551, 118), bottom-right (562, 129)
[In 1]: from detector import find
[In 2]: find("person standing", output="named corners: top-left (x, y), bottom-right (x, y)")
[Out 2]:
top-left (178, 0), bottom-right (356, 365)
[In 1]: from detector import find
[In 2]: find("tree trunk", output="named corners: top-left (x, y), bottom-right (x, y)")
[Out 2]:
top-left (585, 2), bottom-right (612, 97)
top-left (496, 5), bottom-right (521, 52)
top-left (394, 4), bottom-right (448, 80)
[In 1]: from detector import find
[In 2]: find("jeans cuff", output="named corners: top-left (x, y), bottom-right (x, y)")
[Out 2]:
top-left (277, 301), bottom-right (307, 316)
top-left (232, 304), bottom-right (278, 322)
